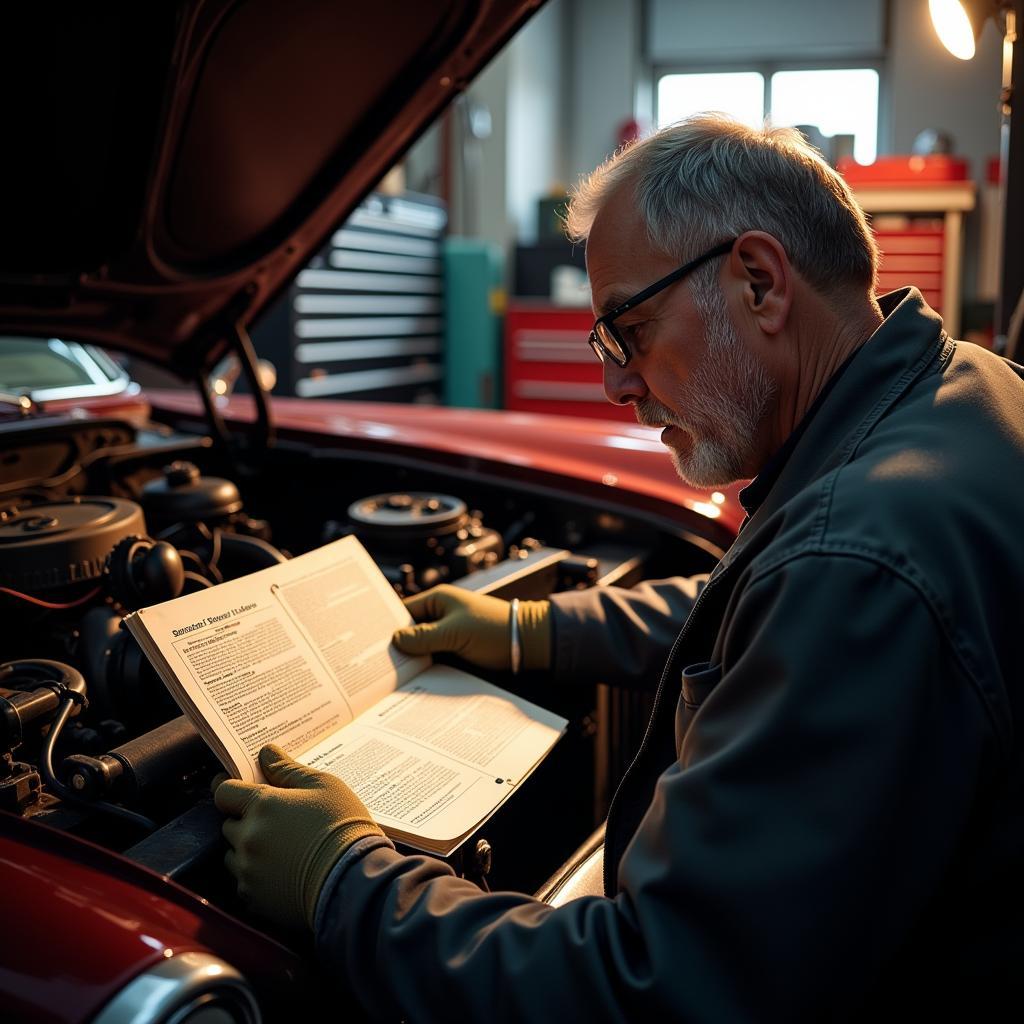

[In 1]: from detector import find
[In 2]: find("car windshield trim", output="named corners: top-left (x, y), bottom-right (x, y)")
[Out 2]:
top-left (0, 338), bottom-right (133, 402)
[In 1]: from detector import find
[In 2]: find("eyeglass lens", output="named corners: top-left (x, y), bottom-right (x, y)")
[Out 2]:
top-left (594, 321), bottom-right (628, 364)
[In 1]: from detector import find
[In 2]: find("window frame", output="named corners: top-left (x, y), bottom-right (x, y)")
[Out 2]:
top-left (653, 56), bottom-right (887, 161)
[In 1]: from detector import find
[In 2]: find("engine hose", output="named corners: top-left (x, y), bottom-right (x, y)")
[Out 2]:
top-left (41, 697), bottom-right (156, 832)
top-left (215, 531), bottom-right (287, 574)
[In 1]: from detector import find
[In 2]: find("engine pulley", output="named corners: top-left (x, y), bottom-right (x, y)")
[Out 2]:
top-left (347, 492), bottom-right (468, 538)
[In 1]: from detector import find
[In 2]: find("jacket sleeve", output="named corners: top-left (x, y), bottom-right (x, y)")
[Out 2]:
top-left (314, 553), bottom-right (994, 1023)
top-left (547, 575), bottom-right (707, 687)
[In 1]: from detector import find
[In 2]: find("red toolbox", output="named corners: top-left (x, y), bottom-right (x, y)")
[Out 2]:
top-left (504, 302), bottom-right (635, 421)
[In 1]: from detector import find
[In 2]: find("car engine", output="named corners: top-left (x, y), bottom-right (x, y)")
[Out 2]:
top-left (0, 408), bottom-right (720, 899)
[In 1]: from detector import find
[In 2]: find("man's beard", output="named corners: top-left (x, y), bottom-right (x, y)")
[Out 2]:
top-left (635, 292), bottom-right (775, 488)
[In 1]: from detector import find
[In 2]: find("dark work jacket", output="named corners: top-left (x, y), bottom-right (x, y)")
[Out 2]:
top-left (315, 289), bottom-right (1024, 1021)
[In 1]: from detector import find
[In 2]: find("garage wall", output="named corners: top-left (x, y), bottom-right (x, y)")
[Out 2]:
top-left (566, 0), bottom-right (643, 189)
top-left (646, 0), bottom-right (887, 63)
top-left (888, 1), bottom-right (1004, 302)
top-left (561, 0), bottom-right (1004, 303)
top-left (888, 1), bottom-right (1002, 162)
top-left (565, 0), bottom-right (1003, 181)
top-left (507, 0), bottom-right (571, 243)
top-left (441, 0), bottom-right (570, 270)
top-left (435, 0), bottom-right (1005, 299)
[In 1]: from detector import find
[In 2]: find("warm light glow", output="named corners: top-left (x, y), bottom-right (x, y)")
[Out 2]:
top-left (692, 501), bottom-right (722, 520)
top-left (930, 0), bottom-right (977, 59)
top-left (711, 491), bottom-right (726, 505)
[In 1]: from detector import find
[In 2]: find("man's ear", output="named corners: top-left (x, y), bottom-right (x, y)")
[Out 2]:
top-left (728, 231), bottom-right (792, 335)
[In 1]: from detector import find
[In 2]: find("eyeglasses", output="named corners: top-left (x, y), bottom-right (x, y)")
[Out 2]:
top-left (588, 238), bottom-right (737, 367)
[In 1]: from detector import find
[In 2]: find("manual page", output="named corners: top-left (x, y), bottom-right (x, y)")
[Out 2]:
top-left (299, 665), bottom-right (566, 850)
top-left (124, 535), bottom-right (566, 855)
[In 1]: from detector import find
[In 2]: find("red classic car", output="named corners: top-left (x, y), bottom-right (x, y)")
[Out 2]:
top-left (0, 2), bottom-right (741, 1020)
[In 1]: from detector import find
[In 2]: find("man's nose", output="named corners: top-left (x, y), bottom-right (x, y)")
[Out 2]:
top-left (602, 358), bottom-right (648, 406)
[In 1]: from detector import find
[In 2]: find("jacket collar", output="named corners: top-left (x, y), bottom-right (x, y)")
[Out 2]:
top-left (737, 344), bottom-right (859, 516)
top-left (720, 287), bottom-right (952, 567)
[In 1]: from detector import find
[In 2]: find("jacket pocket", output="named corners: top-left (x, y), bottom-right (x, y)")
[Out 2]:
top-left (681, 660), bottom-right (722, 708)
top-left (676, 661), bottom-right (722, 746)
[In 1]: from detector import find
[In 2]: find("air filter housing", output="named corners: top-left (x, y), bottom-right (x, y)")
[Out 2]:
top-left (0, 498), bottom-right (145, 593)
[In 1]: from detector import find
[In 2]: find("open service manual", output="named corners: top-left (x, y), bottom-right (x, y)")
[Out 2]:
top-left (124, 535), bottom-right (566, 857)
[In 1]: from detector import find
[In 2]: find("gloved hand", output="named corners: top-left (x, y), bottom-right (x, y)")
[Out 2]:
top-left (213, 743), bottom-right (384, 932)
top-left (392, 584), bottom-right (551, 672)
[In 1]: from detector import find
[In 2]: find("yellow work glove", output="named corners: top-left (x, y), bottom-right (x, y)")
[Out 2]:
top-left (392, 584), bottom-right (551, 672)
top-left (213, 743), bottom-right (383, 932)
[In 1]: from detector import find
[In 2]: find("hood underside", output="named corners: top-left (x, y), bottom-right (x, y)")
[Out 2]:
top-left (0, 0), bottom-right (539, 376)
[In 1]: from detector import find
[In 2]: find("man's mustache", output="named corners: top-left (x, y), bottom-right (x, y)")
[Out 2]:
top-left (634, 398), bottom-right (683, 430)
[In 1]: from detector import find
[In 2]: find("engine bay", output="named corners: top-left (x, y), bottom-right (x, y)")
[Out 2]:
top-left (0, 409), bottom-right (719, 900)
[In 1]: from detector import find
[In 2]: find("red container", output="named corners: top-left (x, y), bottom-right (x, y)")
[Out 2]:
top-left (504, 303), bottom-right (635, 422)
top-left (838, 155), bottom-right (970, 184)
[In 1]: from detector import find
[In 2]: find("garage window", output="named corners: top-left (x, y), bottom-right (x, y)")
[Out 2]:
top-left (657, 67), bottom-right (879, 164)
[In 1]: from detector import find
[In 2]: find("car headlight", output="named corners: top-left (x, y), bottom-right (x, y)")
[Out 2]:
top-left (92, 951), bottom-right (260, 1024)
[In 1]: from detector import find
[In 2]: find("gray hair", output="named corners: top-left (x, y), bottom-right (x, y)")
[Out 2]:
top-left (565, 113), bottom-right (878, 301)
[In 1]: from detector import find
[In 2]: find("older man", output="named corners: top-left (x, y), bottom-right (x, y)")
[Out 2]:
top-left (215, 115), bottom-right (1024, 1020)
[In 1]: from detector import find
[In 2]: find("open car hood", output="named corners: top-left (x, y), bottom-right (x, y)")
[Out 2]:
top-left (0, 1), bottom-right (539, 376)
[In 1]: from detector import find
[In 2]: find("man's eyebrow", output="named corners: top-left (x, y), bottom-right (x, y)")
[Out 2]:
top-left (596, 290), bottom-right (635, 317)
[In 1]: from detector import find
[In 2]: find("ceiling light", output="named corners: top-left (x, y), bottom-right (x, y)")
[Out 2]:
top-left (929, 0), bottom-right (980, 59)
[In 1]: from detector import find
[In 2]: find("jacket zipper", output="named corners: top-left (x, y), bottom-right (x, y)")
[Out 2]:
top-left (602, 561), bottom-right (733, 895)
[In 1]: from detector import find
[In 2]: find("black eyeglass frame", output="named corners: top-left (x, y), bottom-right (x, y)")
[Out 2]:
top-left (588, 237), bottom-right (738, 367)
